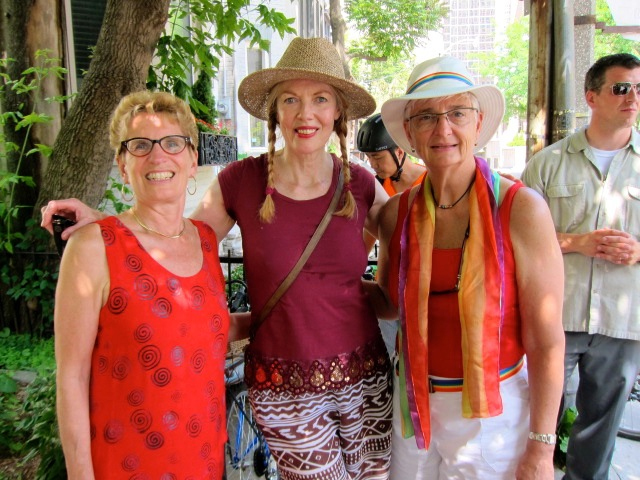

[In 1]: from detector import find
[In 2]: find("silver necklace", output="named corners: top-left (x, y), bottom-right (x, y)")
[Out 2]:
top-left (131, 208), bottom-right (186, 239)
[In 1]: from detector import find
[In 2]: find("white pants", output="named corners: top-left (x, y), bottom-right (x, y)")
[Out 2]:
top-left (390, 365), bottom-right (530, 480)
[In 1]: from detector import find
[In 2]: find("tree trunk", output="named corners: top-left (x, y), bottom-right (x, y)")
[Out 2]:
top-left (526, 0), bottom-right (553, 161)
top-left (0, 0), bottom-right (40, 334)
top-left (0, 0), bottom-right (168, 334)
top-left (1, 0), bottom-right (40, 219)
top-left (36, 0), bottom-right (170, 211)
top-left (329, 0), bottom-right (351, 79)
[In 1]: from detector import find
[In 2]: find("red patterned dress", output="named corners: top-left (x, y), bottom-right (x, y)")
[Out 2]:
top-left (88, 216), bottom-right (229, 479)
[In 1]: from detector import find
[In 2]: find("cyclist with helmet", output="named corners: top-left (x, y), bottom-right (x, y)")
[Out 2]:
top-left (357, 113), bottom-right (426, 197)
top-left (358, 114), bottom-right (426, 358)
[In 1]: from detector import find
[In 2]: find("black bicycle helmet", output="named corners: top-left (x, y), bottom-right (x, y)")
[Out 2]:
top-left (357, 114), bottom-right (397, 153)
top-left (357, 114), bottom-right (406, 181)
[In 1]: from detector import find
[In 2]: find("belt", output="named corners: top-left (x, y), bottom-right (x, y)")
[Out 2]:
top-left (428, 357), bottom-right (525, 393)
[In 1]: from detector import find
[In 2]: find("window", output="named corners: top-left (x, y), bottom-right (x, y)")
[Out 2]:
top-left (69, 0), bottom-right (107, 89)
top-left (250, 116), bottom-right (266, 148)
top-left (247, 48), bottom-right (266, 148)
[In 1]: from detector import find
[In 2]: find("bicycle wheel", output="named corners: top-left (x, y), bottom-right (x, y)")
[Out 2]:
top-left (253, 438), bottom-right (280, 480)
top-left (264, 451), bottom-right (279, 480)
top-left (226, 387), bottom-right (260, 480)
top-left (618, 375), bottom-right (640, 441)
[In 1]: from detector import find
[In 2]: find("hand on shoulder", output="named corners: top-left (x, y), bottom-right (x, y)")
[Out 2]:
top-left (41, 198), bottom-right (105, 238)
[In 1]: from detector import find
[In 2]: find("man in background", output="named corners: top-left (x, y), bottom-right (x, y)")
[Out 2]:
top-left (522, 53), bottom-right (640, 480)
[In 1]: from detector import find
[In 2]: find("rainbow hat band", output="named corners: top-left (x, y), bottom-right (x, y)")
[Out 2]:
top-left (407, 71), bottom-right (474, 94)
top-left (381, 56), bottom-right (505, 154)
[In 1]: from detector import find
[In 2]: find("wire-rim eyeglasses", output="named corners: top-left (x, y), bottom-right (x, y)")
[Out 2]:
top-left (407, 107), bottom-right (479, 131)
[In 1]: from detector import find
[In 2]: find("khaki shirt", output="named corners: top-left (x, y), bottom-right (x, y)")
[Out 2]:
top-left (522, 127), bottom-right (640, 340)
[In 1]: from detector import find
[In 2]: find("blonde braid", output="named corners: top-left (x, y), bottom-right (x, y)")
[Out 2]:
top-left (258, 111), bottom-right (279, 223)
top-left (334, 113), bottom-right (355, 218)
top-left (257, 86), bottom-right (284, 223)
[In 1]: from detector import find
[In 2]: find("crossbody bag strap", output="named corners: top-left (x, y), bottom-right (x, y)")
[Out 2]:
top-left (252, 169), bottom-right (345, 336)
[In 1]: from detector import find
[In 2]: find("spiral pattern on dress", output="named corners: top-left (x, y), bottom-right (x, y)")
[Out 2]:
top-left (135, 273), bottom-right (158, 300)
top-left (125, 254), bottom-right (143, 272)
top-left (152, 297), bottom-right (172, 318)
top-left (101, 225), bottom-right (116, 245)
top-left (212, 333), bottom-right (226, 354)
top-left (163, 410), bottom-right (179, 431)
top-left (144, 431), bottom-right (165, 450)
top-left (190, 349), bottom-right (206, 373)
top-left (134, 323), bottom-right (154, 343)
top-left (166, 277), bottom-right (182, 295)
top-left (190, 285), bottom-right (206, 310)
top-left (201, 236), bottom-right (213, 252)
top-left (112, 356), bottom-right (131, 380)
top-left (171, 346), bottom-right (185, 366)
top-left (127, 389), bottom-right (145, 406)
top-left (208, 397), bottom-right (222, 423)
top-left (186, 414), bottom-right (203, 438)
top-left (103, 419), bottom-right (124, 443)
top-left (130, 409), bottom-right (152, 433)
top-left (107, 287), bottom-right (129, 315)
top-left (129, 474), bottom-right (151, 480)
top-left (204, 381), bottom-right (216, 398)
top-left (151, 367), bottom-right (172, 387)
top-left (200, 442), bottom-right (212, 459)
top-left (121, 453), bottom-right (140, 471)
top-left (97, 356), bottom-right (109, 374)
top-left (138, 345), bottom-right (161, 370)
top-left (209, 313), bottom-right (223, 333)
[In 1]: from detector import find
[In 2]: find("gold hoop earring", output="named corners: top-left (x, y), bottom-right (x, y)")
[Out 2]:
top-left (120, 182), bottom-right (134, 202)
top-left (187, 175), bottom-right (197, 196)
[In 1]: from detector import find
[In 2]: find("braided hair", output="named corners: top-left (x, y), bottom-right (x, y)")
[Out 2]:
top-left (258, 84), bottom-right (355, 223)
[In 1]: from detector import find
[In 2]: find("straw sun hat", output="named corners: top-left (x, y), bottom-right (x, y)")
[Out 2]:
top-left (381, 56), bottom-right (505, 154)
top-left (238, 37), bottom-right (376, 121)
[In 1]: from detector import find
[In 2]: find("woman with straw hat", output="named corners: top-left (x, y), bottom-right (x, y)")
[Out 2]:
top-left (375, 56), bottom-right (565, 478)
top-left (43, 37), bottom-right (392, 479)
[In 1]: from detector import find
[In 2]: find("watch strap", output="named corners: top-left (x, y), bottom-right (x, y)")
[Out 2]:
top-left (528, 431), bottom-right (557, 445)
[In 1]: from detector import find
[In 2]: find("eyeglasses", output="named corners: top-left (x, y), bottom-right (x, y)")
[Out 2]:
top-left (611, 82), bottom-right (640, 96)
top-left (120, 135), bottom-right (193, 157)
top-left (430, 226), bottom-right (469, 295)
top-left (407, 107), bottom-right (478, 132)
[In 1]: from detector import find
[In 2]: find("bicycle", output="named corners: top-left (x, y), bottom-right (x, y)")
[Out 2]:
top-left (618, 372), bottom-right (640, 441)
top-left (225, 280), bottom-right (279, 480)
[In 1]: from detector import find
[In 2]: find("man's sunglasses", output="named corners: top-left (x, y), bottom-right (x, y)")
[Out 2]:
top-left (611, 82), bottom-right (640, 96)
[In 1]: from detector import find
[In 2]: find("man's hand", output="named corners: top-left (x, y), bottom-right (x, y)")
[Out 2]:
top-left (595, 230), bottom-right (639, 265)
top-left (41, 199), bottom-right (105, 239)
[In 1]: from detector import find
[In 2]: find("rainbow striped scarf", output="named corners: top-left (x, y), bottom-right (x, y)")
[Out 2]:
top-left (397, 157), bottom-right (504, 449)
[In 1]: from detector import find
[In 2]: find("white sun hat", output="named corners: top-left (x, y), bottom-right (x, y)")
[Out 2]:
top-left (380, 56), bottom-right (505, 153)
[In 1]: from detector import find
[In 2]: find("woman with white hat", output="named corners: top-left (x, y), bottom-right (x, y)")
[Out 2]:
top-left (375, 56), bottom-right (565, 478)
top-left (44, 37), bottom-right (392, 480)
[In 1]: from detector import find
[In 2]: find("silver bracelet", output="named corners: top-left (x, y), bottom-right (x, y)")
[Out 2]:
top-left (528, 431), bottom-right (557, 445)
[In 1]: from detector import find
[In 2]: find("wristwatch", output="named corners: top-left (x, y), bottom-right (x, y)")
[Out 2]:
top-left (528, 432), bottom-right (557, 445)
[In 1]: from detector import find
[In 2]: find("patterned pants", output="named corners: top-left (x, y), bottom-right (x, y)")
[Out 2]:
top-left (249, 371), bottom-right (393, 480)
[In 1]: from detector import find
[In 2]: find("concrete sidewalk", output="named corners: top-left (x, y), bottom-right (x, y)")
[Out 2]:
top-left (554, 435), bottom-right (640, 480)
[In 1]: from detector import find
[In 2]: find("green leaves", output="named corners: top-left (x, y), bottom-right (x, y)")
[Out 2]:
top-left (554, 406), bottom-right (578, 470)
top-left (473, 16), bottom-right (530, 122)
top-left (345, 0), bottom-right (447, 61)
top-left (0, 50), bottom-right (70, 257)
top-left (150, 0), bottom-right (295, 114)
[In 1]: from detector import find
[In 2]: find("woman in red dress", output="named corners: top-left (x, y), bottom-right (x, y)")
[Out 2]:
top-left (55, 91), bottom-right (230, 479)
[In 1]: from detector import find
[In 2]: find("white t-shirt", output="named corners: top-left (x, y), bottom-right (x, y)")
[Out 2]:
top-left (590, 146), bottom-right (622, 177)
